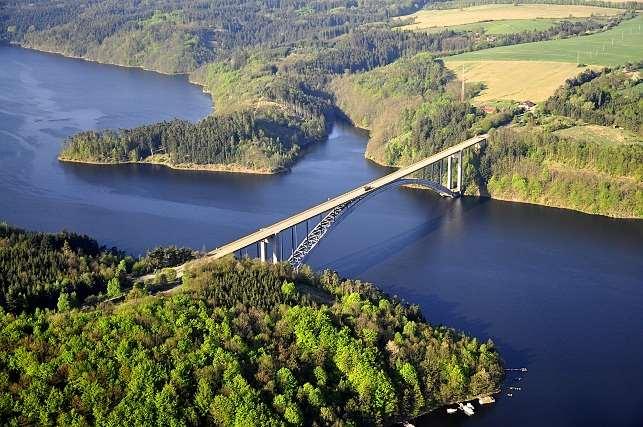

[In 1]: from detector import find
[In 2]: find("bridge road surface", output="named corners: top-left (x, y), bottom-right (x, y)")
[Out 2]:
top-left (204, 134), bottom-right (488, 260)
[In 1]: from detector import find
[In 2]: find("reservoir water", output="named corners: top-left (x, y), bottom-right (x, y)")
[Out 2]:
top-left (1, 45), bottom-right (642, 426)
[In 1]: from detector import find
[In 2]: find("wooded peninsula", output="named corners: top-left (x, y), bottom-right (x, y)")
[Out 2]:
top-left (0, 223), bottom-right (503, 425)
top-left (3, 0), bottom-right (640, 217)
top-left (2, 1), bottom-right (642, 424)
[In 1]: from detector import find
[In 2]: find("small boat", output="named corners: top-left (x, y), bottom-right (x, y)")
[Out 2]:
top-left (478, 396), bottom-right (495, 405)
top-left (507, 393), bottom-right (513, 397)
top-left (446, 408), bottom-right (458, 414)
top-left (401, 423), bottom-right (415, 427)
top-left (459, 402), bottom-right (475, 416)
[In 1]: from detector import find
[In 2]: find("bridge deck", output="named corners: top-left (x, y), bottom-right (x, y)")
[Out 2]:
top-left (208, 134), bottom-right (487, 259)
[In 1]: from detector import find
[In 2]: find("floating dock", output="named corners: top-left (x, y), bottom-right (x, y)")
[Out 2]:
top-left (478, 396), bottom-right (495, 405)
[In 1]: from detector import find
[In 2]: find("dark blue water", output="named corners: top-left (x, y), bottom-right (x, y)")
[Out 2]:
top-left (1, 45), bottom-right (642, 426)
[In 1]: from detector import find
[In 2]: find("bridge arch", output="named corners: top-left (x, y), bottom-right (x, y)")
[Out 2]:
top-left (288, 178), bottom-right (455, 269)
top-left (204, 134), bottom-right (487, 271)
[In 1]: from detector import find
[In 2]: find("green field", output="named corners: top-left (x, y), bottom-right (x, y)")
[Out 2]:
top-left (474, 18), bottom-right (566, 34)
top-left (424, 18), bottom-right (566, 34)
top-left (448, 14), bottom-right (643, 66)
top-left (555, 125), bottom-right (643, 145)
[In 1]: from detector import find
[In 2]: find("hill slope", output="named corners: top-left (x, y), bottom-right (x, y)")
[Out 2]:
top-left (0, 227), bottom-right (504, 425)
top-left (448, 13), bottom-right (643, 65)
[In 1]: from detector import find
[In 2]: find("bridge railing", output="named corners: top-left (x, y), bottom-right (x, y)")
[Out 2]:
top-left (208, 134), bottom-right (488, 264)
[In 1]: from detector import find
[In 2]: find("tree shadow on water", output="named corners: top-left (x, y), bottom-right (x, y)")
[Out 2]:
top-left (310, 193), bottom-right (534, 384)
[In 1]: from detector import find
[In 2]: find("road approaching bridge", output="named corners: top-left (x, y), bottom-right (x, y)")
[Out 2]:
top-left (201, 133), bottom-right (488, 269)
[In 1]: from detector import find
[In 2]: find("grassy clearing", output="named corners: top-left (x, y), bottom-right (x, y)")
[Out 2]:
top-left (555, 124), bottom-right (643, 145)
top-left (470, 18), bottom-right (566, 34)
top-left (422, 18), bottom-right (567, 34)
top-left (398, 4), bottom-right (622, 30)
top-left (446, 14), bottom-right (643, 66)
top-left (444, 60), bottom-right (588, 101)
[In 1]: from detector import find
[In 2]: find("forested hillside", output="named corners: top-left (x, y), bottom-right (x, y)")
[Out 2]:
top-left (470, 67), bottom-right (643, 217)
top-left (60, 113), bottom-right (307, 173)
top-left (4, 0), bottom-right (633, 176)
top-left (331, 52), bottom-right (486, 166)
top-left (0, 223), bottom-right (194, 313)
top-left (0, 226), bottom-right (504, 425)
top-left (2, 0), bottom-right (629, 74)
top-left (0, 223), bottom-right (125, 312)
top-left (544, 68), bottom-right (642, 133)
top-left (1, 0), bottom-right (435, 74)
top-left (333, 51), bottom-right (642, 217)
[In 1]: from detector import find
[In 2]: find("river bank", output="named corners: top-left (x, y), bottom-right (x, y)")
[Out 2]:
top-left (470, 190), bottom-right (642, 220)
top-left (13, 43), bottom-right (642, 219)
top-left (415, 389), bottom-right (502, 422)
top-left (11, 42), bottom-right (195, 78)
top-left (57, 154), bottom-right (285, 175)
top-left (3, 34), bottom-right (643, 427)
top-left (350, 117), bottom-right (643, 220)
top-left (365, 149), bottom-right (643, 220)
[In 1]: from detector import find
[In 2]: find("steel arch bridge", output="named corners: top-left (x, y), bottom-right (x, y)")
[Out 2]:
top-left (286, 178), bottom-right (454, 269)
top-left (200, 134), bottom-right (488, 269)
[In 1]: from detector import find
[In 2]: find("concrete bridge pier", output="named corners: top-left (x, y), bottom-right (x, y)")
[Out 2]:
top-left (456, 150), bottom-right (463, 194)
top-left (205, 134), bottom-right (487, 268)
top-left (439, 150), bottom-right (464, 195)
top-left (271, 233), bottom-right (281, 263)
top-left (259, 239), bottom-right (268, 262)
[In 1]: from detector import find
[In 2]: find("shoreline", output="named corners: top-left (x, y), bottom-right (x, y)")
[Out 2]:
top-left (7, 44), bottom-right (325, 177)
top-left (7, 42), bottom-right (217, 111)
top-left (411, 388), bottom-right (502, 422)
top-left (10, 43), bottom-right (188, 77)
top-left (58, 157), bottom-right (285, 175)
top-left (12, 43), bottom-right (639, 219)
top-left (364, 150), bottom-right (641, 220)
top-left (363, 139), bottom-right (642, 220)
top-left (7, 44), bottom-right (294, 177)
top-left (471, 192), bottom-right (642, 220)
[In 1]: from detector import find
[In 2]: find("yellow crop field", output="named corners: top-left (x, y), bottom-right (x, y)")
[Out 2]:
top-left (444, 60), bottom-right (591, 102)
top-left (399, 4), bottom-right (622, 30)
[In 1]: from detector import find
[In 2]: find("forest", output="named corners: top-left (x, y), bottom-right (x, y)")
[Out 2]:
top-left (59, 113), bottom-right (309, 173)
top-left (425, 0), bottom-right (641, 11)
top-left (1, 0), bottom-right (436, 74)
top-left (469, 126), bottom-right (643, 217)
top-left (543, 67), bottom-right (643, 133)
top-left (2, 0), bottom-right (633, 172)
top-left (1, 1), bottom-right (628, 74)
top-left (469, 67), bottom-right (643, 217)
top-left (331, 52), bottom-right (485, 166)
top-left (0, 225), bottom-right (504, 425)
top-left (0, 223), bottom-right (195, 313)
